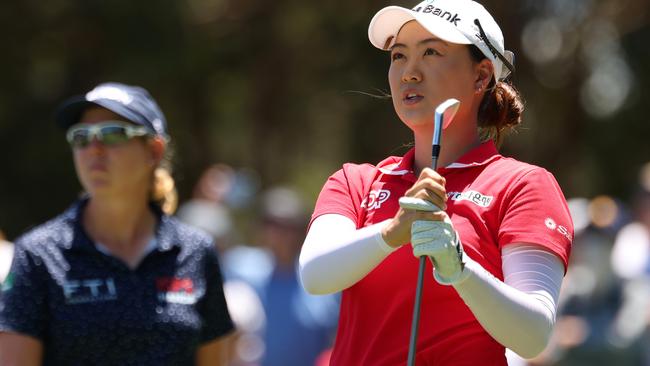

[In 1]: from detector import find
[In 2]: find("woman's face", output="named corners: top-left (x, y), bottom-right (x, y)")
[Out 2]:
top-left (72, 107), bottom-right (159, 199)
top-left (388, 21), bottom-right (481, 132)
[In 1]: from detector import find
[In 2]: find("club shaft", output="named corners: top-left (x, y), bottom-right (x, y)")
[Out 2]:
top-left (407, 255), bottom-right (428, 366)
top-left (407, 144), bottom-right (441, 366)
top-left (407, 105), bottom-right (446, 365)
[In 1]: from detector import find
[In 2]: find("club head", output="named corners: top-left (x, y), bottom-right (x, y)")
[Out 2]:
top-left (433, 98), bottom-right (460, 146)
top-left (436, 98), bottom-right (461, 129)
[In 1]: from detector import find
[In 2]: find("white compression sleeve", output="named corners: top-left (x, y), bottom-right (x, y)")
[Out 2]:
top-left (299, 214), bottom-right (395, 295)
top-left (452, 244), bottom-right (564, 359)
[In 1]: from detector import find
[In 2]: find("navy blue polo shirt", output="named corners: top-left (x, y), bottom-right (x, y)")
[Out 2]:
top-left (0, 199), bottom-right (234, 365)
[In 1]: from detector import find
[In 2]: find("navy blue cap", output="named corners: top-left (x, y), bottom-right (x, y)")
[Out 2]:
top-left (55, 82), bottom-right (168, 137)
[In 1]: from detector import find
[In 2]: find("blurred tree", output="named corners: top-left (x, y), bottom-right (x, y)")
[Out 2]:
top-left (0, 0), bottom-right (648, 239)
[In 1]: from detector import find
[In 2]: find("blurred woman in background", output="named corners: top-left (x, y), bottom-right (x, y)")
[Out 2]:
top-left (0, 82), bottom-right (233, 365)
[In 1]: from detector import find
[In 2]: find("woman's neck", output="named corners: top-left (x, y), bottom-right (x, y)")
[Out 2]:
top-left (413, 123), bottom-right (481, 175)
top-left (83, 195), bottom-right (156, 252)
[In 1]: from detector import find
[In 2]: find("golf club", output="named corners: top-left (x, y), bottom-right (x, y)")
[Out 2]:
top-left (405, 98), bottom-right (460, 366)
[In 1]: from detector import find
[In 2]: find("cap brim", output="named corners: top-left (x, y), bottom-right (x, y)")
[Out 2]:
top-left (369, 6), bottom-right (471, 50)
top-left (55, 97), bottom-right (143, 130)
top-left (54, 98), bottom-right (98, 129)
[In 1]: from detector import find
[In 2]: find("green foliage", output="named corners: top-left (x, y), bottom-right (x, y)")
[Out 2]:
top-left (0, 0), bottom-right (649, 238)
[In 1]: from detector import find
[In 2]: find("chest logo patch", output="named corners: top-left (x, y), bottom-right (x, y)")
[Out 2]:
top-left (63, 278), bottom-right (117, 304)
top-left (156, 277), bottom-right (198, 305)
top-left (362, 189), bottom-right (391, 210)
top-left (447, 190), bottom-right (493, 208)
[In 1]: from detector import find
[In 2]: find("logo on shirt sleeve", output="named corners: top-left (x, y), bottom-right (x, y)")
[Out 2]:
top-left (156, 277), bottom-right (198, 305)
top-left (545, 217), bottom-right (572, 241)
top-left (361, 189), bottom-right (391, 211)
top-left (1, 272), bottom-right (14, 292)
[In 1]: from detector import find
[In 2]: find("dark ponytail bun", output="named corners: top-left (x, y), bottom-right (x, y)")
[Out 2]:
top-left (477, 80), bottom-right (524, 146)
top-left (469, 45), bottom-right (524, 146)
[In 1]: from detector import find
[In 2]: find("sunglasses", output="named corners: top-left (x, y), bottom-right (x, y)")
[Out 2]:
top-left (66, 121), bottom-right (151, 149)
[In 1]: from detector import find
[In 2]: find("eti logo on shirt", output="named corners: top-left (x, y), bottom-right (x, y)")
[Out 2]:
top-left (63, 278), bottom-right (117, 304)
top-left (156, 277), bottom-right (198, 305)
top-left (362, 190), bottom-right (391, 210)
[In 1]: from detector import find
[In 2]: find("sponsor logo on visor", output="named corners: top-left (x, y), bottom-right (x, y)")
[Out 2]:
top-left (86, 86), bottom-right (133, 105)
top-left (412, 5), bottom-right (461, 26)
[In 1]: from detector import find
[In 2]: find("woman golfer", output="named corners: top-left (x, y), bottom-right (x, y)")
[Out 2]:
top-left (0, 82), bottom-right (234, 365)
top-left (300, 1), bottom-right (573, 365)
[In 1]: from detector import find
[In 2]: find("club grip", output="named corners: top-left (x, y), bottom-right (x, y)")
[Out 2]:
top-left (431, 145), bottom-right (440, 159)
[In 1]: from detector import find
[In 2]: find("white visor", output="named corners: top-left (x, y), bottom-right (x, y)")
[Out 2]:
top-left (368, 0), bottom-right (513, 81)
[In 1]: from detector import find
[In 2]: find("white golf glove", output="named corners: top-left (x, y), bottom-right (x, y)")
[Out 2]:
top-left (398, 197), bottom-right (467, 285)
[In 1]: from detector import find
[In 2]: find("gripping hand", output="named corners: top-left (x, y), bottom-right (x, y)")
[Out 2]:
top-left (398, 197), bottom-right (466, 285)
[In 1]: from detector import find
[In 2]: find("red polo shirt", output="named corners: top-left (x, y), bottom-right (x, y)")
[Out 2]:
top-left (311, 141), bottom-right (573, 366)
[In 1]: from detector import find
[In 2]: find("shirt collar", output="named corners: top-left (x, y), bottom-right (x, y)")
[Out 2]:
top-left (66, 198), bottom-right (180, 253)
top-left (375, 141), bottom-right (501, 177)
top-left (376, 148), bottom-right (416, 176)
top-left (439, 140), bottom-right (501, 172)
